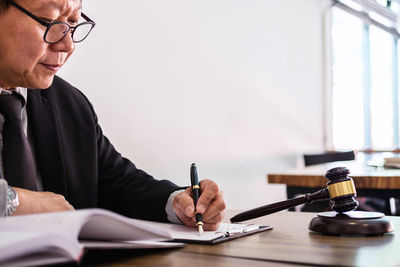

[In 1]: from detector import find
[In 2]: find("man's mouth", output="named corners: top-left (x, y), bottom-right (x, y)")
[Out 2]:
top-left (41, 63), bottom-right (61, 73)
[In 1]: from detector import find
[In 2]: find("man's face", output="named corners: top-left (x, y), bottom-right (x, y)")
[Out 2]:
top-left (0, 0), bottom-right (81, 89)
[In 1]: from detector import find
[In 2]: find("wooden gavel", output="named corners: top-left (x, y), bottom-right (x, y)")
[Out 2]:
top-left (230, 167), bottom-right (359, 222)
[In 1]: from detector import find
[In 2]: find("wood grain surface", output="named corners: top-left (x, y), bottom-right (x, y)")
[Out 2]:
top-left (267, 160), bottom-right (400, 189)
top-left (83, 210), bottom-right (400, 267)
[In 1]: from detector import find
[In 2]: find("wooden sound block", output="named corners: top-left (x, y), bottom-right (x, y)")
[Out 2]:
top-left (308, 211), bottom-right (394, 236)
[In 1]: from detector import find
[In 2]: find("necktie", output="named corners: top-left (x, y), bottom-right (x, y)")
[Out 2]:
top-left (0, 93), bottom-right (38, 190)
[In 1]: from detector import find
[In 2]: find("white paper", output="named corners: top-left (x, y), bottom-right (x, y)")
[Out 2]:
top-left (142, 221), bottom-right (261, 241)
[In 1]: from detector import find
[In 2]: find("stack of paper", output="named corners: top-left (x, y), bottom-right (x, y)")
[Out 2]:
top-left (384, 157), bottom-right (400, 168)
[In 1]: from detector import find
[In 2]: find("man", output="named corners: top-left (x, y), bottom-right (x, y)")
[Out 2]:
top-left (0, 0), bottom-right (225, 230)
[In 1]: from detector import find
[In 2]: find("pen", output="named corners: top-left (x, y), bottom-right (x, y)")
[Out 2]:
top-left (190, 163), bottom-right (204, 235)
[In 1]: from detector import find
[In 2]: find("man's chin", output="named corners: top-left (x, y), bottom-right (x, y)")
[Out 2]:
top-left (28, 76), bottom-right (55, 89)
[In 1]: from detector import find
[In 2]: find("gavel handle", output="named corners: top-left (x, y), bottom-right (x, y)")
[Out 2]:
top-left (230, 188), bottom-right (330, 222)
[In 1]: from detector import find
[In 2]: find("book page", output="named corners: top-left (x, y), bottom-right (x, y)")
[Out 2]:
top-left (0, 209), bottom-right (171, 242)
top-left (0, 231), bottom-right (83, 265)
top-left (81, 240), bottom-right (185, 249)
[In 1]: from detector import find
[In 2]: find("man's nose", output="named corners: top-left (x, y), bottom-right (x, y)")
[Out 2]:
top-left (51, 31), bottom-right (75, 53)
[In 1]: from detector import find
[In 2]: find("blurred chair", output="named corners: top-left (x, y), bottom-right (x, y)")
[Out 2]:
top-left (303, 151), bottom-right (355, 167)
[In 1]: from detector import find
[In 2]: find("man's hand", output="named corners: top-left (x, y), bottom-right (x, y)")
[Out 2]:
top-left (173, 179), bottom-right (226, 230)
top-left (12, 187), bottom-right (74, 215)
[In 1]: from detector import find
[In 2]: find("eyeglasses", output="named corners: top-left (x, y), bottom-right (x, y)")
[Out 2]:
top-left (5, 0), bottom-right (95, 44)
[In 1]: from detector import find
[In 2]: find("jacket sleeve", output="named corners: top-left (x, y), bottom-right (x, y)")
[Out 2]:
top-left (87, 99), bottom-right (182, 222)
top-left (38, 76), bottom-right (181, 222)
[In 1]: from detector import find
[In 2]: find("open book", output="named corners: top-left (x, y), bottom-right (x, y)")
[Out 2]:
top-left (0, 208), bottom-right (271, 266)
top-left (0, 208), bottom-right (182, 267)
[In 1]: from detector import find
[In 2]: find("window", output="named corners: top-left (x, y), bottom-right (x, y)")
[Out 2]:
top-left (329, 0), bottom-right (400, 151)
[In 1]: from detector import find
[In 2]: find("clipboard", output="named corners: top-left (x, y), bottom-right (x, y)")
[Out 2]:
top-left (174, 224), bottom-right (272, 244)
top-left (152, 222), bottom-right (273, 245)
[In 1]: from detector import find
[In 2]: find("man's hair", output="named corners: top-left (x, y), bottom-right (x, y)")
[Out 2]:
top-left (0, 0), bottom-right (8, 14)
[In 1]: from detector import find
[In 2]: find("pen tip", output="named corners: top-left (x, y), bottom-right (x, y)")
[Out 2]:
top-left (191, 163), bottom-right (196, 167)
top-left (198, 224), bottom-right (203, 235)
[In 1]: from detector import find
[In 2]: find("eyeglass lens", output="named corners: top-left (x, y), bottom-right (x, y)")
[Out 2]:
top-left (45, 22), bottom-right (94, 44)
top-left (72, 23), bottom-right (94, 43)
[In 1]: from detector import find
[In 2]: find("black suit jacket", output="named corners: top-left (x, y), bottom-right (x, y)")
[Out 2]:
top-left (25, 76), bottom-right (180, 222)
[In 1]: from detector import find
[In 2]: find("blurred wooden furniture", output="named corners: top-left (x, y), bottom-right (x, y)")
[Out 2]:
top-left (267, 158), bottom-right (400, 214)
top-left (82, 211), bottom-right (400, 266)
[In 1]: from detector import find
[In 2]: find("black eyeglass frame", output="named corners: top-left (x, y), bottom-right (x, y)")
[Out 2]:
top-left (5, 0), bottom-right (96, 44)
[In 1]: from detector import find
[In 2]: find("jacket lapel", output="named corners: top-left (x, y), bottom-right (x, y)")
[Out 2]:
top-left (27, 89), bottom-right (67, 195)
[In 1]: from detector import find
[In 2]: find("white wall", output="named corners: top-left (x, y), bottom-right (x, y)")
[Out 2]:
top-left (59, 0), bottom-right (327, 209)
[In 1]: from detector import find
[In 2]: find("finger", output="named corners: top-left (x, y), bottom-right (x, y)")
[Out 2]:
top-left (54, 200), bottom-right (73, 211)
top-left (66, 203), bottom-right (75, 210)
top-left (203, 222), bottom-right (221, 231)
top-left (196, 180), bottom-right (219, 213)
top-left (173, 189), bottom-right (196, 220)
top-left (201, 190), bottom-right (226, 221)
top-left (181, 218), bottom-right (197, 228)
top-left (51, 194), bottom-right (66, 200)
top-left (203, 209), bottom-right (225, 224)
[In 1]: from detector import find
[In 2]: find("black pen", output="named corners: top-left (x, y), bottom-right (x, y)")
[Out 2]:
top-left (190, 163), bottom-right (204, 235)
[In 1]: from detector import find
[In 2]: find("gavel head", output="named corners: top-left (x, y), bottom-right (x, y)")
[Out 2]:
top-left (325, 167), bottom-right (359, 212)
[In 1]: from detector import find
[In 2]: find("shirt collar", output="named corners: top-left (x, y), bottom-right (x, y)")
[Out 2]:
top-left (0, 87), bottom-right (28, 106)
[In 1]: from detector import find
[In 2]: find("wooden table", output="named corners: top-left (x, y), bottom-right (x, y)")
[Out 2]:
top-left (83, 211), bottom-right (400, 266)
top-left (268, 160), bottom-right (400, 189)
top-left (267, 160), bottom-right (400, 214)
